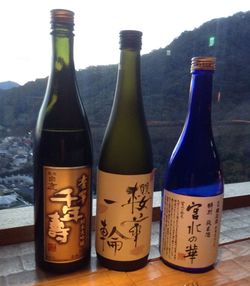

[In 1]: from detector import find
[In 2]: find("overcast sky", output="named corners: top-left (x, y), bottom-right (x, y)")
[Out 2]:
top-left (0, 0), bottom-right (249, 85)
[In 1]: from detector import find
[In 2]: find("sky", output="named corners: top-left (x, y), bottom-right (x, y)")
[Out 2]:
top-left (0, 0), bottom-right (249, 85)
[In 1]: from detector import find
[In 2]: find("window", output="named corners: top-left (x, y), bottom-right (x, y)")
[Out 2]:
top-left (0, 1), bottom-right (249, 244)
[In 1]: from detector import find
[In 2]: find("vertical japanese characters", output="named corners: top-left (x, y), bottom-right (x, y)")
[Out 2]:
top-left (33, 9), bottom-right (92, 273)
top-left (161, 192), bottom-right (223, 268)
top-left (95, 30), bottom-right (154, 272)
top-left (44, 167), bottom-right (90, 258)
top-left (160, 57), bottom-right (224, 273)
top-left (97, 172), bottom-right (153, 258)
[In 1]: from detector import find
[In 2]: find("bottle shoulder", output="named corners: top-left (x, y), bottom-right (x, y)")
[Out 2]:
top-left (99, 121), bottom-right (153, 174)
top-left (36, 83), bottom-right (90, 131)
top-left (165, 133), bottom-right (223, 190)
top-left (168, 137), bottom-right (221, 173)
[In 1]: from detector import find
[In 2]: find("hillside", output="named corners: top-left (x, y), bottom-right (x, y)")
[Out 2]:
top-left (0, 81), bottom-right (20, 90)
top-left (0, 11), bottom-right (249, 187)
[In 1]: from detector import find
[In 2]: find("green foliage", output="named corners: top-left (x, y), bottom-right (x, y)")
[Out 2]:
top-left (0, 11), bottom-right (250, 186)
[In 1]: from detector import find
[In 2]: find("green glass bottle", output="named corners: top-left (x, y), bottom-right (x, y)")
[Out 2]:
top-left (95, 30), bottom-right (154, 271)
top-left (33, 9), bottom-right (92, 273)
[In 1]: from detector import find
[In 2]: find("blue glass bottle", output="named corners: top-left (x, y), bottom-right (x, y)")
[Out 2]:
top-left (160, 57), bottom-right (224, 273)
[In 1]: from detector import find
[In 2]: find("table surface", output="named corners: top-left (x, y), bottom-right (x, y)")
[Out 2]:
top-left (0, 237), bottom-right (249, 286)
top-left (2, 206), bottom-right (250, 286)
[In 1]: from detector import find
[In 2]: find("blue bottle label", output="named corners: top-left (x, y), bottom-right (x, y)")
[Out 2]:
top-left (160, 190), bottom-right (223, 268)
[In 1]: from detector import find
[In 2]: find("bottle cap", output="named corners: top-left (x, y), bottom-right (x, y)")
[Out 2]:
top-left (51, 9), bottom-right (74, 28)
top-left (191, 57), bottom-right (216, 72)
top-left (119, 30), bottom-right (142, 50)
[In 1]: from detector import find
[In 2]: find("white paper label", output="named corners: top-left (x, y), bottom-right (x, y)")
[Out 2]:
top-left (96, 170), bottom-right (154, 261)
top-left (160, 190), bottom-right (223, 268)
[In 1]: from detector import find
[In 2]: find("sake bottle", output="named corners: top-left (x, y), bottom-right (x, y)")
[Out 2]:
top-left (95, 30), bottom-right (154, 271)
top-left (160, 57), bottom-right (224, 273)
top-left (33, 9), bottom-right (92, 273)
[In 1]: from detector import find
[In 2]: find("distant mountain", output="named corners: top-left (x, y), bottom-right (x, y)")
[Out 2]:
top-left (0, 11), bottom-right (249, 184)
top-left (0, 81), bottom-right (20, 90)
top-left (1, 11), bottom-right (250, 126)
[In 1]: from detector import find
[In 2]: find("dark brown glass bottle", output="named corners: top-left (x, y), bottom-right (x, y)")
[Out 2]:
top-left (33, 9), bottom-right (92, 273)
top-left (95, 30), bottom-right (154, 271)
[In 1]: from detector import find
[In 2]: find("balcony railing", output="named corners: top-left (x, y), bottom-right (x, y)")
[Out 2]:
top-left (0, 181), bottom-right (250, 245)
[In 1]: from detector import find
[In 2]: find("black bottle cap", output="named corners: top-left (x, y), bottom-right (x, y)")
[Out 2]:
top-left (191, 57), bottom-right (216, 72)
top-left (119, 30), bottom-right (142, 50)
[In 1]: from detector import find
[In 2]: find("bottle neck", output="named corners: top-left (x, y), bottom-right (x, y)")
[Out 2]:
top-left (112, 48), bottom-right (142, 116)
top-left (50, 28), bottom-right (75, 78)
top-left (40, 26), bottom-right (84, 131)
top-left (185, 70), bottom-right (214, 131)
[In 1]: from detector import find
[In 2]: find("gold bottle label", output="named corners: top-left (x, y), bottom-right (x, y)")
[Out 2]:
top-left (160, 190), bottom-right (223, 268)
top-left (43, 166), bottom-right (91, 263)
top-left (96, 169), bottom-right (155, 261)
